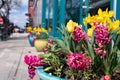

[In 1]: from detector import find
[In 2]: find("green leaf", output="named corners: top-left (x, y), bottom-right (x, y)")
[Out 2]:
top-left (87, 42), bottom-right (94, 60)
top-left (52, 38), bottom-right (69, 51)
top-left (72, 39), bottom-right (76, 52)
top-left (91, 31), bottom-right (94, 45)
top-left (44, 66), bottom-right (53, 71)
top-left (110, 27), bottom-right (120, 34)
top-left (57, 26), bottom-right (64, 34)
top-left (114, 35), bottom-right (120, 47)
top-left (110, 27), bottom-right (120, 39)
top-left (39, 53), bottom-right (51, 58)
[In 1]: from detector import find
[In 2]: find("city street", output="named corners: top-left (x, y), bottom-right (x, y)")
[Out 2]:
top-left (1, 0), bottom-right (120, 80)
top-left (0, 33), bottom-right (39, 80)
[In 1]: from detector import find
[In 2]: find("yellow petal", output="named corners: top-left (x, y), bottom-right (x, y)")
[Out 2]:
top-left (66, 20), bottom-right (78, 33)
top-left (105, 8), bottom-right (108, 13)
top-left (41, 28), bottom-right (48, 34)
top-left (98, 8), bottom-right (103, 16)
top-left (37, 27), bottom-right (41, 32)
top-left (117, 30), bottom-right (120, 34)
top-left (109, 11), bottom-right (114, 17)
top-left (73, 22), bottom-right (78, 27)
top-left (26, 26), bottom-right (32, 32)
top-left (83, 18), bottom-right (87, 26)
top-left (33, 27), bottom-right (37, 32)
top-left (83, 13), bottom-right (91, 26)
top-left (112, 20), bottom-right (119, 30)
top-left (87, 28), bottom-right (93, 37)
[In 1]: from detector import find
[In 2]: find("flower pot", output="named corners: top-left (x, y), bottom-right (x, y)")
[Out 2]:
top-left (34, 39), bottom-right (48, 52)
top-left (36, 66), bottom-right (66, 80)
top-left (28, 36), bottom-right (35, 47)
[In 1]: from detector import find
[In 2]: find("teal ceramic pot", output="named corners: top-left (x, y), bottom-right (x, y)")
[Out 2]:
top-left (28, 36), bottom-right (35, 47)
top-left (36, 66), bottom-right (66, 80)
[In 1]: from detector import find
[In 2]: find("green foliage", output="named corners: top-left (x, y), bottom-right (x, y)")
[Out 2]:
top-left (65, 68), bottom-right (96, 80)
top-left (35, 32), bottom-right (48, 40)
top-left (39, 43), bottom-right (68, 78)
top-left (57, 25), bottom-right (71, 51)
top-left (39, 23), bottom-right (120, 79)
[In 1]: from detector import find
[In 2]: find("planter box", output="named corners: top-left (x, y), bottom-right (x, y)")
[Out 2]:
top-left (34, 40), bottom-right (48, 52)
top-left (28, 36), bottom-right (34, 47)
top-left (36, 67), bottom-right (66, 80)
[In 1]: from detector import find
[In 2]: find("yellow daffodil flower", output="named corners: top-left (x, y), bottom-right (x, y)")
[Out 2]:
top-left (108, 10), bottom-right (114, 17)
top-left (108, 20), bottom-right (119, 31)
top-left (83, 13), bottom-right (91, 26)
top-left (97, 8), bottom-right (114, 24)
top-left (112, 20), bottom-right (119, 30)
top-left (84, 8), bottom-right (114, 27)
top-left (33, 27), bottom-right (37, 32)
top-left (37, 27), bottom-right (41, 33)
top-left (97, 9), bottom-right (107, 24)
top-left (41, 28), bottom-right (48, 34)
top-left (98, 8), bottom-right (103, 16)
top-left (87, 28), bottom-right (94, 37)
top-left (26, 26), bottom-right (32, 32)
top-left (66, 20), bottom-right (78, 33)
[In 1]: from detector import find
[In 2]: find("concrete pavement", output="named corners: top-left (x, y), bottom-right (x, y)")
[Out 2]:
top-left (0, 33), bottom-right (39, 80)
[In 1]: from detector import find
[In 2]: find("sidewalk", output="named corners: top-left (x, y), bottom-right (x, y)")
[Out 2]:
top-left (0, 33), bottom-right (39, 80)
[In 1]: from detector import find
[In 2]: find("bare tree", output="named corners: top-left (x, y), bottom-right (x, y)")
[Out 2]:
top-left (0, 0), bottom-right (5, 9)
top-left (0, 0), bottom-right (22, 17)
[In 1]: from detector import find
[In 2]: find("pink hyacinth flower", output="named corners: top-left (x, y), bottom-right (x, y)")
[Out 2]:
top-left (67, 53), bottom-right (91, 70)
top-left (94, 22), bottom-right (110, 46)
top-left (24, 54), bottom-right (46, 79)
top-left (103, 50), bottom-right (107, 58)
top-left (49, 39), bottom-right (53, 44)
top-left (24, 55), bottom-right (46, 67)
top-left (94, 48), bottom-right (102, 55)
top-left (73, 26), bottom-right (86, 42)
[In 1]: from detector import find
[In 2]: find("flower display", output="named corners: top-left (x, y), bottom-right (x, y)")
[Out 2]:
top-left (27, 26), bottom-right (48, 39)
top-left (27, 26), bottom-right (48, 47)
top-left (82, 9), bottom-right (120, 79)
top-left (25, 9), bottom-right (120, 80)
top-left (34, 27), bottom-right (48, 40)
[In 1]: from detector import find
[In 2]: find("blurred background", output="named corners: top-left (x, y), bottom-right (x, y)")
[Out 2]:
top-left (0, 0), bottom-right (120, 40)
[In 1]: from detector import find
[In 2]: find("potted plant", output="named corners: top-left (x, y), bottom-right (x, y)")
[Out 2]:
top-left (24, 9), bottom-right (120, 80)
top-left (34, 27), bottom-right (48, 52)
top-left (27, 32), bottom-right (36, 47)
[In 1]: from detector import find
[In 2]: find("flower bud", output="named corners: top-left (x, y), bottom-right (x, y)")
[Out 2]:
top-left (103, 75), bottom-right (111, 80)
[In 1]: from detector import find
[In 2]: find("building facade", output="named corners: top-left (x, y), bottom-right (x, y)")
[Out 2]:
top-left (28, 0), bottom-right (34, 26)
top-left (28, 0), bottom-right (120, 38)
top-left (33, 0), bottom-right (42, 27)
